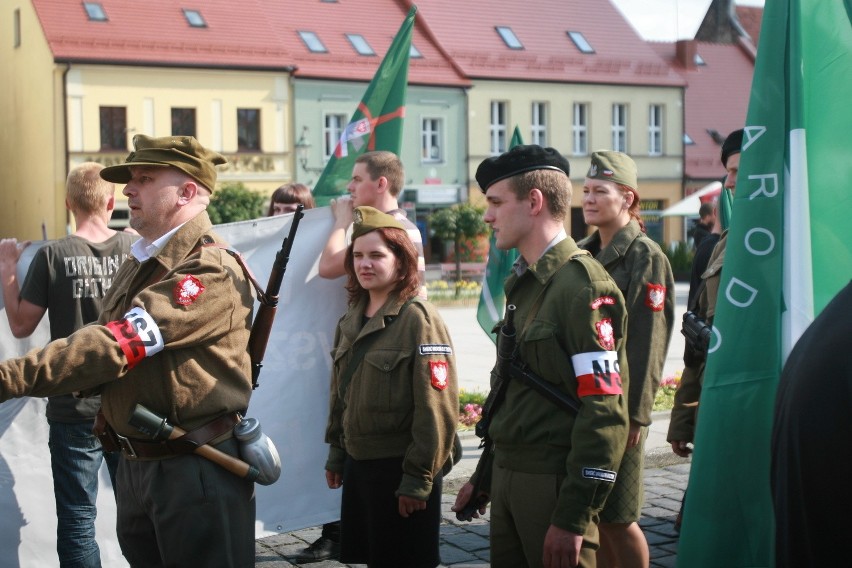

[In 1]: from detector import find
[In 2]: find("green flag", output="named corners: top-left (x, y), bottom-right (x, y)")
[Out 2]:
top-left (312, 7), bottom-right (415, 205)
top-left (476, 126), bottom-right (523, 342)
top-left (678, 1), bottom-right (852, 565)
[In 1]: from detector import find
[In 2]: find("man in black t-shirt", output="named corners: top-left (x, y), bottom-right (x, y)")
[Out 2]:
top-left (0, 162), bottom-right (134, 567)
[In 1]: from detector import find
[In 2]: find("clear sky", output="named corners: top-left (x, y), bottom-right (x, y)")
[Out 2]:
top-left (610, 0), bottom-right (765, 42)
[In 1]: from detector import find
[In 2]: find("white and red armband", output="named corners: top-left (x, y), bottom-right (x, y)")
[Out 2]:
top-left (105, 306), bottom-right (165, 369)
top-left (571, 351), bottom-right (623, 397)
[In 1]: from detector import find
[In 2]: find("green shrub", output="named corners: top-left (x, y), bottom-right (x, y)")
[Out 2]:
top-left (207, 182), bottom-right (266, 224)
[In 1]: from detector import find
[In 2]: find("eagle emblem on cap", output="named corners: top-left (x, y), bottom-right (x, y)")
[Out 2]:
top-left (353, 208), bottom-right (363, 224)
top-left (588, 164), bottom-right (598, 177)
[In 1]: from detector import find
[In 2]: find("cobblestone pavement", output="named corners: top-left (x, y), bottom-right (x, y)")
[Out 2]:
top-left (254, 460), bottom-right (690, 567)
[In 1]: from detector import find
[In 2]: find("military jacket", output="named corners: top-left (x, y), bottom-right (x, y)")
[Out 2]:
top-left (579, 220), bottom-right (676, 425)
top-left (488, 237), bottom-right (630, 536)
top-left (0, 212), bottom-right (255, 437)
top-left (668, 231), bottom-right (727, 443)
top-left (325, 295), bottom-right (458, 501)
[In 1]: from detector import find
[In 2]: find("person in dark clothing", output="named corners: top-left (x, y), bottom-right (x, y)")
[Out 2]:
top-left (689, 201), bottom-right (715, 251)
top-left (771, 280), bottom-right (852, 568)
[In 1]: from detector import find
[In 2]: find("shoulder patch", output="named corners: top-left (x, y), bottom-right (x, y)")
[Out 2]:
top-left (645, 283), bottom-right (666, 312)
top-left (430, 361), bottom-right (449, 390)
top-left (582, 467), bottom-right (617, 483)
top-left (590, 295), bottom-right (616, 310)
top-left (174, 275), bottom-right (205, 306)
top-left (419, 344), bottom-right (452, 356)
top-left (595, 318), bottom-right (615, 351)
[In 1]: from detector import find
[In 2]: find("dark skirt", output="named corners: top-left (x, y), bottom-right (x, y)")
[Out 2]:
top-left (340, 455), bottom-right (442, 568)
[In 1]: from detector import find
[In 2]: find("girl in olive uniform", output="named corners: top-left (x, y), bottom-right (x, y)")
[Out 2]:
top-left (324, 206), bottom-right (458, 568)
top-left (579, 151), bottom-right (675, 568)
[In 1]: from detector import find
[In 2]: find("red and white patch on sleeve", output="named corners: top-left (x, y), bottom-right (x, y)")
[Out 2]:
top-left (571, 351), bottom-right (623, 397)
top-left (430, 361), bottom-right (449, 391)
top-left (595, 318), bottom-right (615, 351)
top-left (645, 283), bottom-right (666, 312)
top-left (590, 295), bottom-right (616, 310)
top-left (105, 306), bottom-right (165, 370)
top-left (174, 275), bottom-right (205, 306)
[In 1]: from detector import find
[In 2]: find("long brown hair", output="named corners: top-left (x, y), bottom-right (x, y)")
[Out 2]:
top-left (344, 227), bottom-right (420, 305)
top-left (619, 183), bottom-right (646, 233)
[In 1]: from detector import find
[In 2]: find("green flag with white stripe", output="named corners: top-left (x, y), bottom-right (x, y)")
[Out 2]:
top-left (678, 1), bottom-right (852, 565)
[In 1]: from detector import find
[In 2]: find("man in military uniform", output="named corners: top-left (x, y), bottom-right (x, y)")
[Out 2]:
top-left (452, 145), bottom-right (630, 567)
top-left (0, 135), bottom-right (256, 566)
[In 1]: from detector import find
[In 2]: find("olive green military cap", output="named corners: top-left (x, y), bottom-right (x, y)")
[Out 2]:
top-left (586, 150), bottom-right (638, 191)
top-left (352, 206), bottom-right (405, 240)
top-left (476, 144), bottom-right (570, 192)
top-left (100, 134), bottom-right (227, 192)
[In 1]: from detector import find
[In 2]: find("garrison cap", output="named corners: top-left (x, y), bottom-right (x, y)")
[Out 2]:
top-left (475, 145), bottom-right (570, 192)
top-left (352, 206), bottom-right (405, 240)
top-left (721, 129), bottom-right (744, 167)
top-left (586, 150), bottom-right (638, 191)
top-left (100, 134), bottom-right (227, 192)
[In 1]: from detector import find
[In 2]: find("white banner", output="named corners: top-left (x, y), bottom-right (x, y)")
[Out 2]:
top-left (0, 207), bottom-right (347, 566)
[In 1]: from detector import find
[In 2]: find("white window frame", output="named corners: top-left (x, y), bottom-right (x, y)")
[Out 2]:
top-left (421, 117), bottom-right (444, 163)
top-left (531, 102), bottom-right (547, 146)
top-left (612, 104), bottom-right (627, 153)
top-left (323, 113), bottom-right (348, 161)
top-left (573, 102), bottom-right (589, 156)
top-left (490, 101), bottom-right (507, 155)
top-left (648, 104), bottom-right (663, 156)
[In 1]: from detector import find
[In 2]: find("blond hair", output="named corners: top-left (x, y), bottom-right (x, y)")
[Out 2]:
top-left (66, 162), bottom-right (115, 215)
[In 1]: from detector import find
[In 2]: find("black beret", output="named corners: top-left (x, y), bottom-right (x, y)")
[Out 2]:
top-left (475, 145), bottom-right (570, 192)
top-left (721, 129), bottom-right (744, 167)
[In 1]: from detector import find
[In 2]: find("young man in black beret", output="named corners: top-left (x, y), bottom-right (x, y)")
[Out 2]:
top-left (452, 145), bottom-right (630, 567)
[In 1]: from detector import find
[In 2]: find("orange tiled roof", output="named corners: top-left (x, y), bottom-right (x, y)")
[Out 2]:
top-left (32, 0), bottom-right (468, 86)
top-left (411, 0), bottom-right (685, 86)
top-left (650, 40), bottom-right (754, 180)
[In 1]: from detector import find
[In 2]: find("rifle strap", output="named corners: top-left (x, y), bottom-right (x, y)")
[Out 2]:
top-left (203, 244), bottom-right (269, 304)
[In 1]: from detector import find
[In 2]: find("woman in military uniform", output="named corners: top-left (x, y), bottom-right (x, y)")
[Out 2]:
top-left (579, 151), bottom-right (675, 568)
top-left (323, 206), bottom-right (458, 568)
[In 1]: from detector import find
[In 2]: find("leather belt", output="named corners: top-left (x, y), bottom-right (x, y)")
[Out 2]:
top-left (106, 412), bottom-right (241, 460)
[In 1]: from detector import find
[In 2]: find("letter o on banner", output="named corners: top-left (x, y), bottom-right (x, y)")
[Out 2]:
top-left (744, 227), bottom-right (776, 256)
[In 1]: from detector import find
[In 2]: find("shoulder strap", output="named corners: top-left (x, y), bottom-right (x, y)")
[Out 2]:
top-left (202, 243), bottom-right (268, 303)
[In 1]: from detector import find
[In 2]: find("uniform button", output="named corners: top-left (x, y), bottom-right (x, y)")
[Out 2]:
top-left (383, 363), bottom-right (390, 370)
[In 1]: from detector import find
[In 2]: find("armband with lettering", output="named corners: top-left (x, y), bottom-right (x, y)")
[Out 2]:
top-left (105, 306), bottom-right (165, 369)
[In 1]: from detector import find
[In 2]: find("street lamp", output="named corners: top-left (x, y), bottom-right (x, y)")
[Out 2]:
top-left (295, 126), bottom-right (324, 174)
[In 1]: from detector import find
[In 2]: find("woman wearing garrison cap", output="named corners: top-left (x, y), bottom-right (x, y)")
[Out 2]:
top-left (323, 206), bottom-right (458, 567)
top-left (578, 150), bottom-right (675, 568)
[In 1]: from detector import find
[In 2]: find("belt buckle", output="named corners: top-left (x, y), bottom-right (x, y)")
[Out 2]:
top-left (116, 434), bottom-right (138, 459)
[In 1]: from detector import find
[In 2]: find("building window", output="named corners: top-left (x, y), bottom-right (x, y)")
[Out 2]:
top-left (531, 102), bottom-right (547, 146)
top-left (648, 104), bottom-right (663, 156)
top-left (182, 9), bottom-right (206, 28)
top-left (346, 34), bottom-right (375, 56)
top-left (14, 8), bottom-right (21, 47)
top-left (299, 31), bottom-right (328, 53)
top-left (567, 31), bottom-right (595, 54)
top-left (684, 133), bottom-right (695, 145)
top-left (573, 103), bottom-right (588, 156)
top-left (421, 118), bottom-right (443, 163)
top-left (99, 107), bottom-right (127, 151)
top-left (324, 114), bottom-right (347, 160)
top-left (83, 2), bottom-right (107, 21)
top-left (171, 108), bottom-right (196, 137)
top-left (237, 108), bottom-right (261, 151)
top-left (612, 104), bottom-right (627, 152)
top-left (409, 43), bottom-right (423, 58)
top-left (490, 101), bottom-right (507, 155)
top-left (495, 26), bottom-right (523, 49)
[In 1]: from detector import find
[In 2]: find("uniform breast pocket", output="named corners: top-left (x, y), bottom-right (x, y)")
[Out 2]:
top-left (523, 320), bottom-right (567, 385)
top-left (362, 348), bottom-right (412, 412)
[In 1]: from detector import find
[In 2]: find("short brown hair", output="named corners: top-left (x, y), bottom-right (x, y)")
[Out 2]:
top-left (344, 227), bottom-right (419, 305)
top-left (267, 183), bottom-right (315, 216)
top-left (508, 168), bottom-right (572, 221)
top-left (354, 151), bottom-right (404, 197)
top-left (66, 162), bottom-right (115, 215)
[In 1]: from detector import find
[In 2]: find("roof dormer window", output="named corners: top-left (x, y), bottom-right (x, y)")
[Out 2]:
top-left (346, 34), bottom-right (375, 56)
top-left (183, 9), bottom-right (206, 28)
top-left (496, 26), bottom-right (523, 50)
top-left (299, 31), bottom-right (328, 53)
top-left (568, 31), bottom-right (595, 54)
top-left (410, 43), bottom-right (422, 58)
top-left (83, 2), bottom-right (107, 22)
